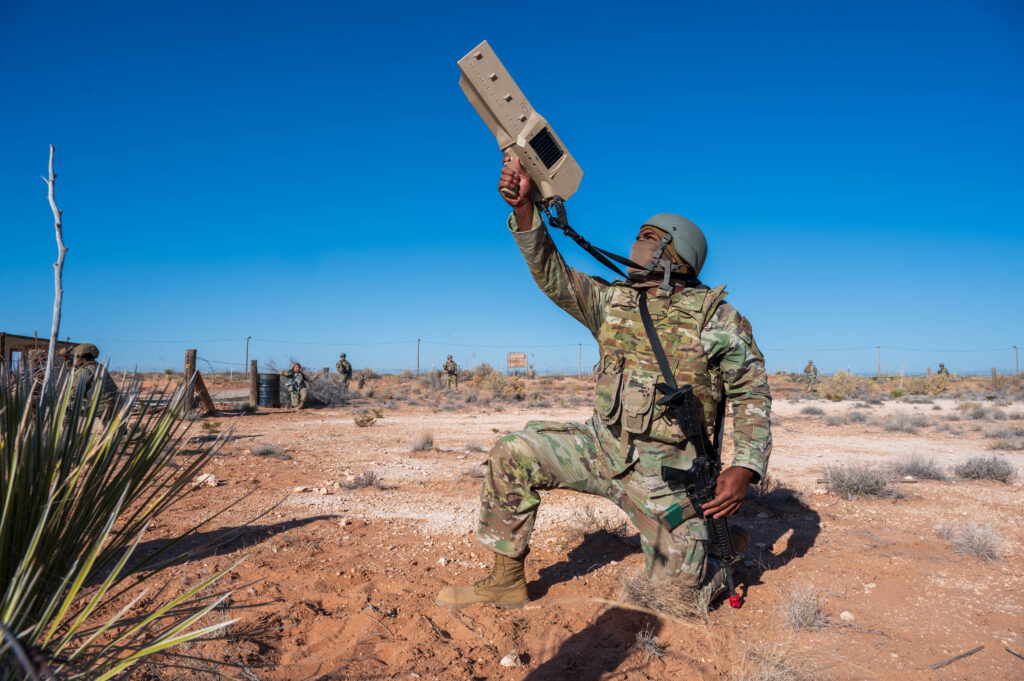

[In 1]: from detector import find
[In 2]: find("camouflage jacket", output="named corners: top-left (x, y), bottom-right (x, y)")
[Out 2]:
top-left (281, 369), bottom-right (314, 390)
top-left (336, 360), bottom-right (352, 377)
top-left (69, 360), bottom-right (119, 410)
top-left (443, 360), bottom-right (458, 375)
top-left (508, 209), bottom-right (772, 481)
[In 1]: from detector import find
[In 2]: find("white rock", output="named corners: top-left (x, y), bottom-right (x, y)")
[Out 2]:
top-left (314, 487), bottom-right (329, 495)
top-left (437, 557), bottom-right (448, 566)
top-left (293, 486), bottom-right (309, 493)
top-left (813, 488), bottom-right (828, 495)
top-left (193, 473), bottom-right (222, 488)
top-left (500, 650), bottom-right (521, 667)
top-left (840, 610), bottom-right (855, 621)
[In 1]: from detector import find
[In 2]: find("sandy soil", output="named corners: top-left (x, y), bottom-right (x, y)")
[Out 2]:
top-left (129, 376), bottom-right (1024, 681)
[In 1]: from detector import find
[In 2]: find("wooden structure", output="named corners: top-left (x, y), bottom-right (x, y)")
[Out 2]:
top-left (184, 348), bottom-right (217, 415)
top-left (0, 332), bottom-right (76, 368)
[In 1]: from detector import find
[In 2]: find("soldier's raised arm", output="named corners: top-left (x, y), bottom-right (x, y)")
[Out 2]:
top-left (498, 157), bottom-right (609, 336)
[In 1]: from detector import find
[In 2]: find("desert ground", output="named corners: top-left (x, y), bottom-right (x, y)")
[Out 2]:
top-left (130, 373), bottom-right (1023, 681)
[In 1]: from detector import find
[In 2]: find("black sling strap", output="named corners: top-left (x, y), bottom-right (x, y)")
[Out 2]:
top-left (638, 291), bottom-right (726, 450)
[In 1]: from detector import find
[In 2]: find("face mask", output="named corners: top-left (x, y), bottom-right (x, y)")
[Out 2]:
top-left (627, 239), bottom-right (666, 276)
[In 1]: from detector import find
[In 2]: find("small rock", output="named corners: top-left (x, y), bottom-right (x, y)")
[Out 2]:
top-left (456, 455), bottom-right (466, 460)
top-left (840, 610), bottom-right (855, 621)
top-left (437, 557), bottom-right (448, 566)
top-left (293, 486), bottom-right (309, 493)
top-left (500, 650), bottom-right (521, 667)
top-left (754, 542), bottom-right (767, 550)
top-left (193, 473), bottom-right (222, 488)
top-left (813, 488), bottom-right (828, 495)
top-left (314, 487), bottom-right (329, 495)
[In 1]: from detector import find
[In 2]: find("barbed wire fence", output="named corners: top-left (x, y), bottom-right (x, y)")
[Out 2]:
top-left (82, 335), bottom-right (1023, 378)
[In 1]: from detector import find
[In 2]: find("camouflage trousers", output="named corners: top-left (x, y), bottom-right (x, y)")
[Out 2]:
top-left (446, 373), bottom-right (458, 390)
top-left (288, 387), bottom-right (308, 409)
top-left (477, 418), bottom-right (709, 585)
top-left (804, 374), bottom-right (817, 391)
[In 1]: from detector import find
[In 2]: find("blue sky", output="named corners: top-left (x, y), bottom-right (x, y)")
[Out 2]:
top-left (2, 0), bottom-right (1021, 375)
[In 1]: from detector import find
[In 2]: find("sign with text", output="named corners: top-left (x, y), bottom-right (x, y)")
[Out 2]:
top-left (506, 352), bottom-right (528, 369)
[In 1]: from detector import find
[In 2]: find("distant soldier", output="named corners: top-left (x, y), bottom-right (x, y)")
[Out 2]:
top-left (937, 363), bottom-right (950, 377)
top-left (803, 360), bottom-right (818, 392)
top-left (335, 353), bottom-right (353, 388)
top-left (443, 355), bottom-right (459, 390)
top-left (281, 362), bottom-right (316, 409)
top-left (68, 343), bottom-right (119, 419)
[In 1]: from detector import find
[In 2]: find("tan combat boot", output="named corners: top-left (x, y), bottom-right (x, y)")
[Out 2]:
top-left (435, 552), bottom-right (528, 609)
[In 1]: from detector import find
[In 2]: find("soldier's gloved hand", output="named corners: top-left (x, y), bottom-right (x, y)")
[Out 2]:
top-left (499, 156), bottom-right (532, 208)
top-left (702, 466), bottom-right (755, 519)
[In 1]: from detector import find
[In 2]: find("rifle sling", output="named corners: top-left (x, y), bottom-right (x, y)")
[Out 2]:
top-left (638, 291), bottom-right (725, 447)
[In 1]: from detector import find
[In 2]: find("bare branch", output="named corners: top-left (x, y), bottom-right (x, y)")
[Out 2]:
top-left (41, 144), bottom-right (68, 401)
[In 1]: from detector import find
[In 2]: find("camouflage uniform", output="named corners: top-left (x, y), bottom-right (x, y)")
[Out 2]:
top-left (281, 367), bottom-right (314, 408)
top-left (69, 359), bottom-right (119, 418)
top-left (803, 361), bottom-right (818, 391)
top-left (335, 356), bottom-right (353, 387)
top-left (477, 210), bottom-right (772, 586)
top-left (443, 358), bottom-right (459, 390)
top-left (937, 364), bottom-right (949, 377)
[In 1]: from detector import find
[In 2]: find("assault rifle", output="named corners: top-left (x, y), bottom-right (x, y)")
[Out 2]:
top-left (658, 384), bottom-right (744, 609)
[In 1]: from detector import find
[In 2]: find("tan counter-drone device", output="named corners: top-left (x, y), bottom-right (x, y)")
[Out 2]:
top-left (458, 40), bottom-right (582, 206)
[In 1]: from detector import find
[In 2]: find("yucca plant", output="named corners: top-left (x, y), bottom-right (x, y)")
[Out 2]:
top-left (1, 364), bottom-right (239, 679)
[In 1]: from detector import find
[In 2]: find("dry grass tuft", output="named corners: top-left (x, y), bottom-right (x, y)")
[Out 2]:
top-left (890, 455), bottom-right (945, 480)
top-left (353, 412), bottom-right (376, 427)
top-left (936, 523), bottom-right (1003, 560)
top-left (634, 624), bottom-right (665, 662)
top-left (564, 505), bottom-right (629, 546)
top-left (729, 640), bottom-right (817, 681)
top-left (618, 568), bottom-right (710, 619)
top-left (465, 441), bottom-right (486, 453)
top-left (799, 406), bottom-right (824, 416)
top-left (881, 413), bottom-right (930, 432)
top-left (824, 463), bottom-right (900, 500)
top-left (953, 455), bottom-right (1016, 482)
top-left (411, 431), bottom-right (434, 452)
top-left (251, 442), bottom-right (283, 457)
top-left (779, 584), bottom-right (830, 631)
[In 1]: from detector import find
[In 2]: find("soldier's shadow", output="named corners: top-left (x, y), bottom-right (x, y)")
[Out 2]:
top-left (733, 480), bottom-right (821, 591)
top-left (531, 529), bottom-right (639, 599)
top-left (522, 606), bottom-right (662, 681)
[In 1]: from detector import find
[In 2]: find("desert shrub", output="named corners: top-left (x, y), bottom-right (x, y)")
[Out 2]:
top-left (746, 474), bottom-right (804, 510)
top-left (634, 625), bottom-right (665, 662)
top-left (308, 375), bottom-right (350, 406)
top-left (847, 410), bottom-right (868, 423)
top-left (866, 397), bottom-right (883, 405)
top-left (252, 442), bottom-right (283, 457)
top-left (824, 463), bottom-right (899, 499)
top-left (1, 371), bottom-right (235, 678)
top-left (411, 430), bottom-right (434, 451)
top-left (937, 523), bottom-right (1003, 560)
top-left (354, 368), bottom-right (378, 381)
top-left (619, 568), bottom-right (710, 619)
top-left (901, 393), bottom-right (934, 404)
top-left (823, 371), bottom-right (878, 401)
top-left (799, 406), bottom-right (824, 416)
top-left (824, 415), bottom-right (843, 426)
top-left (419, 371), bottom-right (445, 392)
top-left (353, 411), bottom-right (377, 427)
top-left (463, 465), bottom-right (486, 479)
top-left (881, 413), bottom-right (930, 432)
top-left (889, 387), bottom-right (905, 398)
top-left (989, 437), bottom-right (1024, 451)
top-left (905, 374), bottom-right (950, 396)
top-left (891, 455), bottom-right (944, 479)
top-left (953, 455), bottom-right (1016, 482)
top-left (343, 470), bottom-right (384, 489)
top-left (474, 362), bottom-right (496, 378)
top-left (465, 441), bottom-right (486, 452)
top-left (564, 505), bottom-right (629, 546)
top-left (779, 584), bottom-right (830, 631)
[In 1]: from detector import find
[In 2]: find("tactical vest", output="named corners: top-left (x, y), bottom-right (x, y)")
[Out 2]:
top-left (593, 283), bottom-right (728, 450)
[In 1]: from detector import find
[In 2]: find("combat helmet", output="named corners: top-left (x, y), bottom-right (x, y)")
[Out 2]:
top-left (73, 343), bottom-right (100, 359)
top-left (641, 213), bottom-right (708, 275)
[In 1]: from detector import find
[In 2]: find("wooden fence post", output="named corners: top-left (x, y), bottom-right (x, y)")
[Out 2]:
top-left (185, 349), bottom-right (197, 412)
top-left (249, 360), bottom-right (259, 409)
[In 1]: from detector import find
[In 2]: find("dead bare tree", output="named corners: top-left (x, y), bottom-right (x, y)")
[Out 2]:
top-left (41, 145), bottom-right (67, 400)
